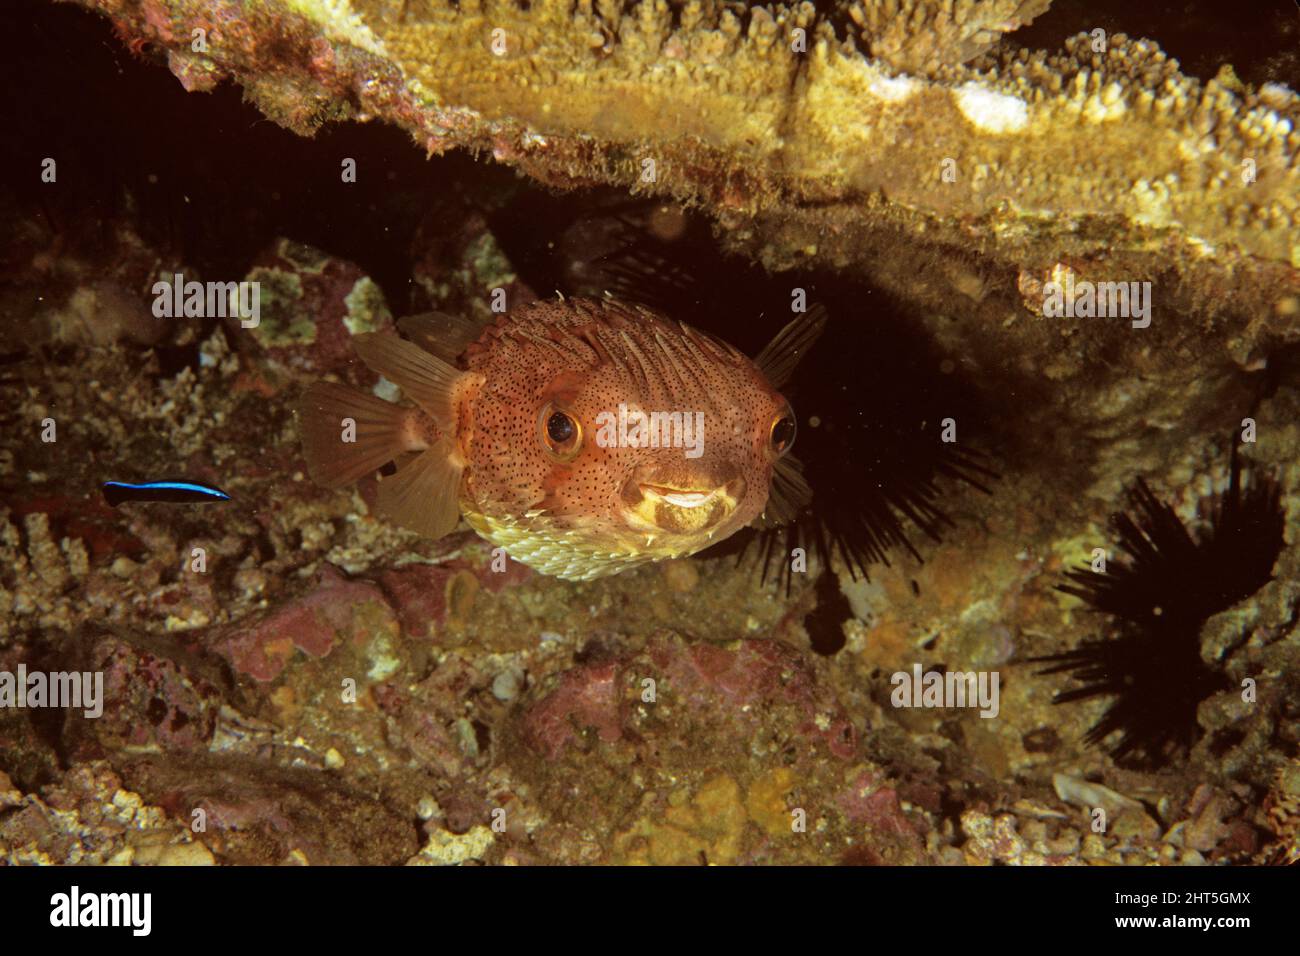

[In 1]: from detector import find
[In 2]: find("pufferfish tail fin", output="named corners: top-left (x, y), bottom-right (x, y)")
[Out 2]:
top-left (297, 333), bottom-right (471, 540)
top-left (354, 332), bottom-right (472, 539)
top-left (298, 382), bottom-right (412, 490)
top-left (754, 305), bottom-right (827, 389)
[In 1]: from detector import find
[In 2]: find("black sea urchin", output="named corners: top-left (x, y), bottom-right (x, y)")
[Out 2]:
top-left (1034, 444), bottom-right (1285, 769)
top-left (737, 311), bottom-right (996, 588)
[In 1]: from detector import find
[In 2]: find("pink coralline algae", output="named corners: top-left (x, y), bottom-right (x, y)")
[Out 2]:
top-left (376, 557), bottom-right (532, 638)
top-left (211, 564), bottom-right (389, 682)
top-left (523, 635), bottom-right (858, 762)
top-left (837, 770), bottom-right (926, 862)
top-left (652, 638), bottom-right (859, 760)
top-left (524, 661), bottom-right (624, 760)
top-left (89, 634), bottom-right (221, 755)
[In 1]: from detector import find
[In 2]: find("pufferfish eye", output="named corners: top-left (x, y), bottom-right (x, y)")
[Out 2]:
top-left (539, 404), bottom-right (583, 460)
top-left (769, 408), bottom-right (797, 457)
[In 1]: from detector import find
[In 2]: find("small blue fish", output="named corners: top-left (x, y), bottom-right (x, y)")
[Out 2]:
top-left (102, 480), bottom-right (230, 507)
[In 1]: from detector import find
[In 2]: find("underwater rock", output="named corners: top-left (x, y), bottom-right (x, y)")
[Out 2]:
top-left (374, 553), bottom-right (533, 640)
top-left (0, 761), bottom-right (209, 866)
top-left (80, 633), bottom-right (223, 756)
top-left (242, 237), bottom-right (397, 373)
top-left (120, 753), bottom-right (420, 864)
top-left (522, 658), bottom-right (624, 759)
top-left (504, 632), bottom-right (914, 864)
top-left (0, 217), bottom-right (187, 351)
top-left (210, 563), bottom-right (400, 684)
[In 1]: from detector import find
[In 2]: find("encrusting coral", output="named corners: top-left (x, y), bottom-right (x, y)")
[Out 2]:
top-left (838, 0), bottom-right (1054, 74)
top-left (70, 0), bottom-right (1298, 331)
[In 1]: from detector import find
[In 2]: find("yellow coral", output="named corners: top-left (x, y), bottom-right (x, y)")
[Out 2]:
top-left (75, 0), bottom-right (1300, 313)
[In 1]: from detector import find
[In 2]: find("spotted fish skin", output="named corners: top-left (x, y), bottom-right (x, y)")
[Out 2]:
top-left (299, 297), bottom-right (815, 581)
top-left (457, 299), bottom-right (801, 578)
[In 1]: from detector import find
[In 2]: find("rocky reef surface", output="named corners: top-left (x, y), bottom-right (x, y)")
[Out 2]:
top-left (0, 0), bottom-right (1297, 865)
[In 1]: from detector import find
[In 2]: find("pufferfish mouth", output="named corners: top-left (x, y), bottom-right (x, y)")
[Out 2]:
top-left (639, 484), bottom-right (718, 509)
top-left (624, 478), bottom-right (747, 538)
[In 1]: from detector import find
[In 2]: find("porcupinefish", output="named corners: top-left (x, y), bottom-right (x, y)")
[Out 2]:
top-left (298, 297), bottom-right (822, 581)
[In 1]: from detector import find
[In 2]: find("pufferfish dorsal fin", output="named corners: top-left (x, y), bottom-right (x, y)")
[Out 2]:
top-left (754, 305), bottom-right (828, 389)
top-left (754, 454), bottom-right (813, 528)
top-left (397, 311), bottom-right (489, 366)
top-left (353, 331), bottom-right (463, 426)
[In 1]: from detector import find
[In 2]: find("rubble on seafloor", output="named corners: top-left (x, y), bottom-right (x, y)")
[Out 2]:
top-left (3, 219), bottom-right (1297, 864)
top-left (0, 0), bottom-right (1298, 865)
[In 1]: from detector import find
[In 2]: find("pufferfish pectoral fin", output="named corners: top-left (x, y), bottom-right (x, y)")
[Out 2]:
top-left (300, 331), bottom-right (472, 542)
top-left (297, 379), bottom-right (464, 539)
top-left (352, 332), bottom-right (474, 539)
top-left (754, 454), bottom-right (813, 528)
top-left (754, 305), bottom-right (828, 389)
